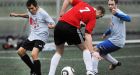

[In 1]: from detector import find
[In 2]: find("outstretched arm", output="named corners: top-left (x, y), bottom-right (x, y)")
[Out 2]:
top-left (10, 13), bottom-right (29, 18)
top-left (111, 8), bottom-right (131, 22)
top-left (102, 28), bottom-right (111, 39)
top-left (114, 12), bottom-right (131, 22)
top-left (60, 0), bottom-right (73, 17)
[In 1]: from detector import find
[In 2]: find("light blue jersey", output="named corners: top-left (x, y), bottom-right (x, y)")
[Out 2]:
top-left (107, 9), bottom-right (131, 48)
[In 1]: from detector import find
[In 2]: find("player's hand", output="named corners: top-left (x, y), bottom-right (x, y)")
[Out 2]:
top-left (111, 7), bottom-right (117, 15)
top-left (10, 13), bottom-right (18, 17)
top-left (92, 52), bottom-right (102, 60)
top-left (101, 34), bottom-right (106, 39)
top-left (59, 11), bottom-right (65, 17)
top-left (48, 24), bottom-right (55, 29)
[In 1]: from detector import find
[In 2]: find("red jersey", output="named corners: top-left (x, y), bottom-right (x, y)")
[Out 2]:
top-left (59, 0), bottom-right (96, 34)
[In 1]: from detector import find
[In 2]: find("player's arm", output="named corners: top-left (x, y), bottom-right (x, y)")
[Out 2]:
top-left (10, 13), bottom-right (29, 18)
top-left (84, 32), bottom-right (102, 59)
top-left (112, 8), bottom-right (131, 22)
top-left (85, 21), bottom-right (102, 59)
top-left (43, 12), bottom-right (56, 29)
top-left (84, 18), bottom-right (96, 51)
top-left (60, 0), bottom-right (73, 17)
top-left (102, 28), bottom-right (111, 39)
top-left (48, 23), bottom-right (55, 29)
top-left (114, 12), bottom-right (131, 22)
top-left (84, 32), bottom-right (93, 51)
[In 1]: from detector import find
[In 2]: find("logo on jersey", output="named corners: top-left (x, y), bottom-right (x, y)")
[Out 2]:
top-left (29, 17), bottom-right (39, 28)
top-left (38, 45), bottom-right (43, 48)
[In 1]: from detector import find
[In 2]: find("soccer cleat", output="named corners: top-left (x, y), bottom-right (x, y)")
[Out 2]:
top-left (30, 70), bottom-right (41, 75)
top-left (30, 72), bottom-right (36, 75)
top-left (86, 71), bottom-right (95, 75)
top-left (109, 62), bottom-right (122, 70)
top-left (30, 71), bottom-right (37, 75)
top-left (94, 72), bottom-right (99, 75)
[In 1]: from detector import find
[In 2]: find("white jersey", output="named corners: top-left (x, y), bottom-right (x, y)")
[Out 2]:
top-left (108, 9), bottom-right (127, 48)
top-left (27, 7), bottom-right (55, 43)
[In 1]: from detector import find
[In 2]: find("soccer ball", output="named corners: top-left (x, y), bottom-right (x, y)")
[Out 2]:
top-left (61, 66), bottom-right (75, 75)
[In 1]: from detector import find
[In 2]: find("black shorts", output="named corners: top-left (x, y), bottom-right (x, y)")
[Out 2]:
top-left (20, 39), bottom-right (45, 51)
top-left (54, 21), bottom-right (84, 45)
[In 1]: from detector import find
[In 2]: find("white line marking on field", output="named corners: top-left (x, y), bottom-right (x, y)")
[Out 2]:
top-left (0, 50), bottom-right (140, 61)
top-left (0, 55), bottom-right (140, 61)
top-left (0, 51), bottom-right (17, 53)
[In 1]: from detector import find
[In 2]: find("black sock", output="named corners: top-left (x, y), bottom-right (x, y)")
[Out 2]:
top-left (21, 54), bottom-right (34, 71)
top-left (33, 60), bottom-right (41, 75)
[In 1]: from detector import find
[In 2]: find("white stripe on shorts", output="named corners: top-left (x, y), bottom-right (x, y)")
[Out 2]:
top-left (77, 29), bottom-right (84, 42)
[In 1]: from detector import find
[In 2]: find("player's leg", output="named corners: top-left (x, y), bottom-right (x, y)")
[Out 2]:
top-left (91, 46), bottom-right (100, 75)
top-left (31, 47), bottom-right (41, 75)
top-left (17, 47), bottom-right (34, 69)
top-left (17, 40), bottom-right (34, 74)
top-left (77, 43), bottom-right (94, 75)
top-left (101, 54), bottom-right (121, 70)
top-left (31, 40), bottom-right (45, 75)
top-left (96, 40), bottom-right (121, 70)
top-left (48, 44), bottom-right (64, 75)
top-left (71, 28), bottom-right (93, 75)
top-left (48, 21), bottom-right (66, 75)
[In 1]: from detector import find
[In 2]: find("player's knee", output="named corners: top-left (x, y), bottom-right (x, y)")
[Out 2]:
top-left (17, 48), bottom-right (26, 56)
top-left (31, 52), bottom-right (38, 60)
top-left (31, 53), bottom-right (35, 58)
top-left (76, 44), bottom-right (86, 51)
top-left (56, 48), bottom-right (64, 55)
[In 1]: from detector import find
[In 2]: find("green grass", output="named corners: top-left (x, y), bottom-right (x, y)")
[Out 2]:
top-left (0, 46), bottom-right (140, 75)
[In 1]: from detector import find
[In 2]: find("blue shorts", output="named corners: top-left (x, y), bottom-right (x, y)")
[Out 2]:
top-left (96, 40), bottom-right (121, 55)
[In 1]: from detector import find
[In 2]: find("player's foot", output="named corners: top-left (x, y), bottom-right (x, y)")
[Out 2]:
top-left (109, 62), bottom-right (122, 70)
top-left (94, 72), bottom-right (99, 75)
top-left (86, 71), bottom-right (95, 75)
top-left (30, 70), bottom-right (41, 75)
top-left (30, 71), bottom-right (36, 75)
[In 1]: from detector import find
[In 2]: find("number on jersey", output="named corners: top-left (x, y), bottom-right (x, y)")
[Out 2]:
top-left (80, 7), bottom-right (90, 13)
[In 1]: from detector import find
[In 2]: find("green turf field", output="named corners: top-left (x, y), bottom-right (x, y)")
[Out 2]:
top-left (0, 45), bottom-right (140, 75)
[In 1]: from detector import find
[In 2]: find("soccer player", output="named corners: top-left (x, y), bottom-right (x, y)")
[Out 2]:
top-left (92, 0), bottom-right (131, 74)
top-left (10, 0), bottom-right (55, 75)
top-left (48, 0), bottom-right (105, 75)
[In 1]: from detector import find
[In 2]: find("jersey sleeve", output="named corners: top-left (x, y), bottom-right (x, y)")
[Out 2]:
top-left (43, 12), bottom-right (55, 25)
top-left (85, 18), bottom-right (96, 34)
top-left (114, 9), bottom-right (131, 22)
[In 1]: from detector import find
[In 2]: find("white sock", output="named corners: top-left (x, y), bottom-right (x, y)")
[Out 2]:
top-left (92, 56), bottom-right (99, 73)
top-left (83, 50), bottom-right (93, 71)
top-left (102, 54), bottom-right (118, 64)
top-left (48, 53), bottom-right (61, 75)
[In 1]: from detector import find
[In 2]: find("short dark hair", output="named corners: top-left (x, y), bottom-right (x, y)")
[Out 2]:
top-left (26, 0), bottom-right (38, 7)
top-left (97, 6), bottom-right (105, 15)
top-left (108, 0), bottom-right (118, 4)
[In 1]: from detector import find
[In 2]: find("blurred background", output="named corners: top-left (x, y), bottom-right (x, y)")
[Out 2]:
top-left (0, 0), bottom-right (140, 42)
top-left (0, 0), bottom-right (140, 75)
